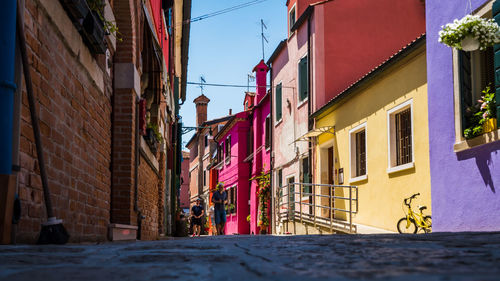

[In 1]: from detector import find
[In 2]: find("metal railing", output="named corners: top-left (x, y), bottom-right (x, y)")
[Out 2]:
top-left (276, 183), bottom-right (358, 234)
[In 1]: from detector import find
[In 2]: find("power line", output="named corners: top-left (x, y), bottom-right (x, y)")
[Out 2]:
top-left (187, 0), bottom-right (270, 24)
top-left (186, 82), bottom-right (295, 89)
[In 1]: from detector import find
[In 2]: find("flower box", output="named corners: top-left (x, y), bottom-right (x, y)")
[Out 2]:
top-left (483, 118), bottom-right (497, 134)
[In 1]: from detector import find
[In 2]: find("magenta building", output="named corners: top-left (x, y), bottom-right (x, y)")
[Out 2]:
top-left (214, 60), bottom-right (272, 235)
top-left (215, 111), bottom-right (251, 235)
top-left (249, 60), bottom-right (272, 234)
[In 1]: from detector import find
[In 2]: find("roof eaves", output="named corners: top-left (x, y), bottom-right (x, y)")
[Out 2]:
top-left (311, 34), bottom-right (426, 119)
top-left (267, 39), bottom-right (287, 65)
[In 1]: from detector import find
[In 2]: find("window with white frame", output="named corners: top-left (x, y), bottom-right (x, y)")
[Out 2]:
top-left (289, 5), bottom-right (296, 34)
top-left (275, 83), bottom-right (282, 122)
top-left (387, 100), bottom-right (414, 173)
top-left (265, 115), bottom-right (271, 149)
top-left (349, 123), bottom-right (367, 182)
top-left (298, 55), bottom-right (308, 103)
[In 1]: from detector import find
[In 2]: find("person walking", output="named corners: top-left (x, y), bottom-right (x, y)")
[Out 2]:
top-left (191, 198), bottom-right (204, 237)
top-left (212, 183), bottom-right (227, 235)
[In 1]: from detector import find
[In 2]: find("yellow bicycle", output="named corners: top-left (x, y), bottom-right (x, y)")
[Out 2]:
top-left (397, 193), bottom-right (432, 234)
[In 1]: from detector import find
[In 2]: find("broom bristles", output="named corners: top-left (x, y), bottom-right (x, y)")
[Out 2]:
top-left (37, 217), bottom-right (69, 245)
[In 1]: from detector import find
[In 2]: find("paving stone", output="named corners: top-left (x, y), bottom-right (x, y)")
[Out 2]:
top-left (1, 233), bottom-right (500, 280)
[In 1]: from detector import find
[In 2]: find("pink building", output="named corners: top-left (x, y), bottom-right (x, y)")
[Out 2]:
top-left (268, 0), bottom-right (425, 233)
top-left (214, 111), bottom-right (251, 235)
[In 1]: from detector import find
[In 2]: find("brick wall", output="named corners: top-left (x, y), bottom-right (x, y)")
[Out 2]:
top-left (137, 155), bottom-right (160, 240)
top-left (16, 0), bottom-right (112, 242)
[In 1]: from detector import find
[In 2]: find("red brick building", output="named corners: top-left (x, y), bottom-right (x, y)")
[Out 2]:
top-left (1, 0), bottom-right (191, 243)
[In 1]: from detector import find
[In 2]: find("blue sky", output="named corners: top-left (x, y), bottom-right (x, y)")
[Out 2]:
top-left (180, 0), bottom-right (286, 148)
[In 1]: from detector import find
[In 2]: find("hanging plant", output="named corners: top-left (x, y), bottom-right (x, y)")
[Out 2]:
top-left (438, 15), bottom-right (500, 51)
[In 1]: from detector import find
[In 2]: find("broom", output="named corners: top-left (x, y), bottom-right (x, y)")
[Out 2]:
top-left (16, 4), bottom-right (69, 244)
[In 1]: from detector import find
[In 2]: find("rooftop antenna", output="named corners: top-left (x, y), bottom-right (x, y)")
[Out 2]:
top-left (199, 75), bottom-right (206, 95)
top-left (247, 73), bottom-right (255, 92)
top-left (261, 19), bottom-right (268, 61)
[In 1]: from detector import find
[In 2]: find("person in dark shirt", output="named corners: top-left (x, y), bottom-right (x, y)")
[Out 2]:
top-left (191, 198), bottom-right (204, 237)
top-left (211, 183), bottom-right (227, 235)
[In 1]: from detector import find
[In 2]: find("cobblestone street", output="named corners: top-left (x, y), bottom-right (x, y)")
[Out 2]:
top-left (1, 232), bottom-right (500, 280)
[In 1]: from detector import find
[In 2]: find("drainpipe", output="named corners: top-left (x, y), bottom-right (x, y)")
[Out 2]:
top-left (0, 0), bottom-right (17, 175)
top-left (134, 98), bottom-right (144, 240)
top-left (307, 13), bottom-right (313, 186)
top-left (269, 65), bottom-right (275, 234)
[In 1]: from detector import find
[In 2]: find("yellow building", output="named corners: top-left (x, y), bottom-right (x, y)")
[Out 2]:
top-left (312, 36), bottom-right (431, 233)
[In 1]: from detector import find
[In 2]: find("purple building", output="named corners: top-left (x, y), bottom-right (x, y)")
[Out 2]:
top-left (426, 0), bottom-right (500, 231)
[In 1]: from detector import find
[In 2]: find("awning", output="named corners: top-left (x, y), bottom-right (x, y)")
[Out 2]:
top-left (293, 126), bottom-right (334, 142)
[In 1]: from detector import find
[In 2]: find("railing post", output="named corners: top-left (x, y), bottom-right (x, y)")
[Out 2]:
top-left (299, 183), bottom-right (302, 223)
top-left (313, 183), bottom-right (316, 228)
top-left (349, 185), bottom-right (353, 233)
top-left (330, 185), bottom-right (333, 233)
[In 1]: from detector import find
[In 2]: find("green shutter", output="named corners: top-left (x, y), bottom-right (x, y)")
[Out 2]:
top-left (299, 56), bottom-right (308, 102)
top-left (494, 0), bottom-right (500, 127)
top-left (276, 83), bottom-right (282, 121)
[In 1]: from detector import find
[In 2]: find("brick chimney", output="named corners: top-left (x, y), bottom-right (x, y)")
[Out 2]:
top-left (252, 59), bottom-right (269, 103)
top-left (193, 94), bottom-right (210, 127)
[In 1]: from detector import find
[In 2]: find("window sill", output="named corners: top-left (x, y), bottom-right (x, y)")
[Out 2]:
top-left (454, 128), bottom-right (500, 152)
top-left (275, 119), bottom-right (283, 127)
top-left (387, 162), bottom-right (414, 174)
top-left (297, 98), bottom-right (308, 109)
top-left (349, 174), bottom-right (367, 184)
top-left (225, 158), bottom-right (231, 166)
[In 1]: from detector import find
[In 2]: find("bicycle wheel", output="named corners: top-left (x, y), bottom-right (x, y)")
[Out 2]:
top-left (422, 216), bottom-right (432, 233)
top-left (397, 217), bottom-right (417, 234)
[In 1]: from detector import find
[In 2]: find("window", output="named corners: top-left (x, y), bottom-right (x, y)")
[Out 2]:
top-left (247, 129), bottom-right (253, 156)
top-left (289, 5), bottom-right (296, 34)
top-left (298, 55), bottom-right (308, 102)
top-left (452, 4), bottom-right (500, 151)
top-left (387, 100), bottom-right (414, 173)
top-left (225, 136), bottom-right (231, 163)
top-left (204, 134), bottom-right (208, 147)
top-left (265, 115), bottom-right (271, 149)
top-left (217, 144), bottom-right (223, 163)
top-left (277, 169), bottom-right (283, 198)
top-left (275, 83), bottom-right (282, 122)
top-left (349, 123), bottom-right (367, 182)
top-left (459, 49), bottom-right (495, 134)
top-left (203, 170), bottom-right (206, 186)
top-left (301, 157), bottom-right (311, 196)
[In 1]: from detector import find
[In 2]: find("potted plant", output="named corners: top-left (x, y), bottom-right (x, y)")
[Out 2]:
top-left (438, 15), bottom-right (500, 51)
top-left (464, 86), bottom-right (497, 139)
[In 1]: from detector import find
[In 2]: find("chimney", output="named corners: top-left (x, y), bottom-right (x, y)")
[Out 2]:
top-left (229, 108), bottom-right (232, 115)
top-left (252, 59), bottom-right (269, 103)
top-left (193, 94), bottom-right (210, 127)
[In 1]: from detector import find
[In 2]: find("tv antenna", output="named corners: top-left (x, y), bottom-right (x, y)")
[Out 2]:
top-left (260, 19), bottom-right (268, 60)
top-left (199, 75), bottom-right (206, 95)
top-left (247, 73), bottom-right (255, 92)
